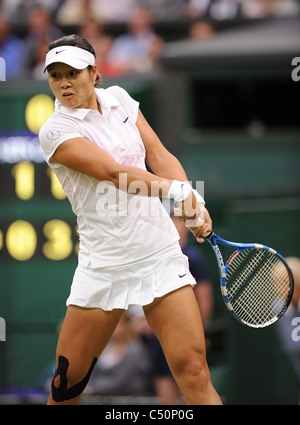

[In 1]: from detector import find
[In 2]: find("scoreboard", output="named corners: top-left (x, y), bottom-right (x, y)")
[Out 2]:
top-left (0, 84), bottom-right (78, 389)
top-left (0, 155), bottom-right (78, 263)
top-left (0, 88), bottom-right (79, 263)
top-left (0, 160), bottom-right (78, 390)
top-left (0, 79), bottom-right (151, 390)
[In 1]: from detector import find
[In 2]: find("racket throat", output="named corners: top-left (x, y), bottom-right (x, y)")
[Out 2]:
top-left (211, 244), bottom-right (226, 279)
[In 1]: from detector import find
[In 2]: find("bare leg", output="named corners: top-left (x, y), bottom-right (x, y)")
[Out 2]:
top-left (47, 305), bottom-right (124, 405)
top-left (143, 286), bottom-right (222, 405)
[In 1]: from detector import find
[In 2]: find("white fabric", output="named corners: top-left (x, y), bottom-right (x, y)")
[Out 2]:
top-left (44, 45), bottom-right (96, 72)
top-left (67, 243), bottom-right (196, 310)
top-left (167, 180), bottom-right (192, 202)
top-left (39, 86), bottom-right (180, 269)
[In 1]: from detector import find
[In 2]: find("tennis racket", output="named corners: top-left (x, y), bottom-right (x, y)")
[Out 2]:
top-left (203, 232), bottom-right (294, 328)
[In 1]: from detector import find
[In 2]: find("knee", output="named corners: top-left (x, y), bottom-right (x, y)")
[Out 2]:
top-left (173, 354), bottom-right (211, 391)
top-left (51, 355), bottom-right (97, 402)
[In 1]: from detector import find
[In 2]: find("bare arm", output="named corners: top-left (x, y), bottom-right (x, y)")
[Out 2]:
top-left (50, 136), bottom-right (172, 197)
top-left (136, 109), bottom-right (189, 181)
top-left (136, 109), bottom-right (212, 241)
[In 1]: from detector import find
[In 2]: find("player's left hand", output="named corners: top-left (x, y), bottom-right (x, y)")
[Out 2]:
top-left (188, 208), bottom-right (212, 243)
top-left (173, 189), bottom-right (204, 225)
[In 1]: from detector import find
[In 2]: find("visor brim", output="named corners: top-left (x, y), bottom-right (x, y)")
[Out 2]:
top-left (44, 57), bottom-right (91, 73)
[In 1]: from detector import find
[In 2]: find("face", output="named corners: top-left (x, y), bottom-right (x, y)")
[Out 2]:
top-left (48, 62), bottom-right (98, 109)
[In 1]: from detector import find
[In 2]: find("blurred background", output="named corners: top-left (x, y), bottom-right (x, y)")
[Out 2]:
top-left (0, 0), bottom-right (299, 405)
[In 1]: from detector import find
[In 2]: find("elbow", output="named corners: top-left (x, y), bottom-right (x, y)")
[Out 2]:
top-left (102, 164), bottom-right (124, 188)
top-left (109, 171), bottom-right (121, 188)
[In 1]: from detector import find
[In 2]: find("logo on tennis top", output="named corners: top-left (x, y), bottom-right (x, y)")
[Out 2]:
top-left (47, 129), bottom-right (61, 140)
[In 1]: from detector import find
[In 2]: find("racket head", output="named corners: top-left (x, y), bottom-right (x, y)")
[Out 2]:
top-left (223, 245), bottom-right (294, 328)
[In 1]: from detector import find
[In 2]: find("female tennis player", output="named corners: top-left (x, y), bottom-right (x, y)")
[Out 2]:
top-left (39, 34), bottom-right (222, 405)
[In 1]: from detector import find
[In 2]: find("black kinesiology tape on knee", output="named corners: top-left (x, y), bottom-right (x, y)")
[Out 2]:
top-left (51, 355), bottom-right (97, 402)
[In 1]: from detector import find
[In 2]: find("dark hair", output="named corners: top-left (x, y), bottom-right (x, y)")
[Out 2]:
top-left (47, 34), bottom-right (102, 86)
top-left (48, 34), bottom-right (95, 55)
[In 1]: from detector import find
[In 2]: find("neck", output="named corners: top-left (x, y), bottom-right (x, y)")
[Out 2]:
top-left (79, 89), bottom-right (101, 113)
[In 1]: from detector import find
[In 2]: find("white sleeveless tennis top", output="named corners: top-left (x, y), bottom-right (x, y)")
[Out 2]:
top-left (39, 86), bottom-right (179, 268)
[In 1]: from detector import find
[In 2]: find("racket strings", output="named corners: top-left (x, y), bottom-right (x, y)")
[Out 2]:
top-left (228, 252), bottom-right (273, 324)
top-left (232, 252), bottom-right (287, 323)
top-left (226, 248), bottom-right (291, 326)
top-left (237, 253), bottom-right (288, 323)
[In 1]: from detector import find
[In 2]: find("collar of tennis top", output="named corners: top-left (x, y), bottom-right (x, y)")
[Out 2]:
top-left (54, 88), bottom-right (120, 120)
top-left (44, 45), bottom-right (96, 73)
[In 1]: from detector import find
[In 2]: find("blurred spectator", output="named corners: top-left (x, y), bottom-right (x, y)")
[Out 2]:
top-left (186, 0), bottom-right (240, 20)
top-left (87, 312), bottom-right (153, 396)
top-left (138, 0), bottom-right (186, 21)
top-left (208, 0), bottom-right (240, 20)
top-left (78, 16), bottom-right (121, 78)
top-left (106, 6), bottom-right (164, 76)
top-left (189, 20), bottom-right (215, 40)
top-left (0, 14), bottom-right (25, 79)
top-left (1, 0), bottom-right (62, 26)
top-left (31, 37), bottom-right (50, 80)
top-left (240, 0), bottom-right (275, 18)
top-left (185, 0), bottom-right (211, 18)
top-left (56, 0), bottom-right (137, 26)
top-left (276, 257), bottom-right (300, 385)
top-left (23, 6), bottom-right (63, 78)
top-left (56, 0), bottom-right (104, 26)
top-left (270, 0), bottom-right (300, 16)
top-left (91, 0), bottom-right (138, 23)
top-left (241, 0), bottom-right (299, 18)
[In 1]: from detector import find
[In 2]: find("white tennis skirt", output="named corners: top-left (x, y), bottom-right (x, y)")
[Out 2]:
top-left (66, 243), bottom-right (196, 311)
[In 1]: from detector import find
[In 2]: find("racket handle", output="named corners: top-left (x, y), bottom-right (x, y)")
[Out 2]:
top-left (203, 232), bottom-right (213, 239)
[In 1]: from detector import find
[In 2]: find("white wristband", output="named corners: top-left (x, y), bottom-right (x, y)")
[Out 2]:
top-left (192, 189), bottom-right (205, 205)
top-left (167, 180), bottom-right (192, 202)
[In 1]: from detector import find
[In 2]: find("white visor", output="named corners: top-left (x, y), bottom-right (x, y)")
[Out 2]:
top-left (44, 45), bottom-right (95, 72)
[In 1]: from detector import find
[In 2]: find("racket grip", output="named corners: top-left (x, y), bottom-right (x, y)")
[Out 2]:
top-left (203, 231), bottom-right (213, 239)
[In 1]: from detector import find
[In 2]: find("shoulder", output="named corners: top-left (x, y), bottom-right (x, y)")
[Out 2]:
top-left (39, 112), bottom-right (57, 139)
top-left (39, 111), bottom-right (78, 139)
top-left (39, 110), bottom-right (82, 162)
top-left (105, 85), bottom-right (139, 122)
top-left (105, 85), bottom-right (130, 100)
top-left (96, 85), bottom-right (130, 107)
